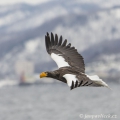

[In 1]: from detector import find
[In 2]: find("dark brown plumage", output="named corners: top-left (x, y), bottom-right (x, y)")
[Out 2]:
top-left (40, 32), bottom-right (109, 90)
top-left (45, 32), bottom-right (85, 73)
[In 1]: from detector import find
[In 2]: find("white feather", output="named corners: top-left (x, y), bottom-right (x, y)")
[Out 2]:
top-left (51, 53), bottom-right (70, 68)
top-left (63, 74), bottom-right (77, 87)
top-left (87, 75), bottom-right (100, 81)
top-left (86, 74), bottom-right (109, 87)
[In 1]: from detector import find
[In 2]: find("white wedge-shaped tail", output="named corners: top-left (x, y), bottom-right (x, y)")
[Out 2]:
top-left (87, 75), bottom-right (111, 90)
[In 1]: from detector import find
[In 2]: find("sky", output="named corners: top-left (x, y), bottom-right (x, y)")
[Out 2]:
top-left (0, 0), bottom-right (50, 5)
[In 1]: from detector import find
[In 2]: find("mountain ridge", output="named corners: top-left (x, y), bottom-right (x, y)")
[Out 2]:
top-left (0, 2), bottom-right (119, 82)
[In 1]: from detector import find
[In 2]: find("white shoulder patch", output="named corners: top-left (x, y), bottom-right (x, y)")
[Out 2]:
top-left (51, 53), bottom-right (70, 68)
top-left (63, 74), bottom-right (77, 87)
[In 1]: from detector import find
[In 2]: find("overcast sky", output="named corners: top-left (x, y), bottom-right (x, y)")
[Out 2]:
top-left (0, 0), bottom-right (50, 5)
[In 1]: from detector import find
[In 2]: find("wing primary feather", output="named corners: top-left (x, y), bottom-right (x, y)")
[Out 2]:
top-left (62, 39), bottom-right (67, 47)
top-left (67, 43), bottom-right (71, 47)
top-left (70, 47), bottom-right (75, 50)
top-left (45, 35), bottom-right (51, 54)
top-left (45, 35), bottom-right (49, 53)
top-left (55, 34), bottom-right (58, 45)
top-left (78, 80), bottom-right (83, 87)
top-left (70, 81), bottom-right (74, 90)
top-left (58, 36), bottom-right (62, 46)
top-left (47, 32), bottom-right (49, 36)
top-left (75, 81), bottom-right (78, 88)
top-left (86, 82), bottom-right (93, 86)
top-left (82, 81), bottom-right (88, 86)
top-left (51, 32), bottom-right (54, 46)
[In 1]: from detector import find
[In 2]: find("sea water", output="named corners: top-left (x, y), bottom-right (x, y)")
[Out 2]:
top-left (0, 82), bottom-right (119, 120)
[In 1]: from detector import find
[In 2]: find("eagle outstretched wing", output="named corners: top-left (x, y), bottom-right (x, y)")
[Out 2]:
top-left (45, 32), bottom-right (85, 73)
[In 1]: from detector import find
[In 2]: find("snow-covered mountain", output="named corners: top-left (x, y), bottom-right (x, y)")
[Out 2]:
top-left (0, 1), bottom-right (120, 82)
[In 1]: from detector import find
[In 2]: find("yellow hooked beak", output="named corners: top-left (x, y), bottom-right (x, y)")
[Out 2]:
top-left (40, 72), bottom-right (47, 78)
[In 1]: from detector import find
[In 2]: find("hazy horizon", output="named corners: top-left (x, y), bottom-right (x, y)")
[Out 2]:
top-left (0, 0), bottom-right (49, 5)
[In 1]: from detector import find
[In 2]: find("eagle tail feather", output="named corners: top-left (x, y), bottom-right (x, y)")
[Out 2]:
top-left (87, 75), bottom-right (111, 90)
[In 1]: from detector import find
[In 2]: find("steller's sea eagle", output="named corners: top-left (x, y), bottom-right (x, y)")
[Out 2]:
top-left (40, 33), bottom-right (110, 90)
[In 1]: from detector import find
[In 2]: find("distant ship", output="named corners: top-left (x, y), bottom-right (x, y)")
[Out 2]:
top-left (19, 72), bottom-right (38, 85)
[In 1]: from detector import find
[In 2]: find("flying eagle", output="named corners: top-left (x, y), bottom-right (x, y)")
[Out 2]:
top-left (40, 33), bottom-right (110, 90)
